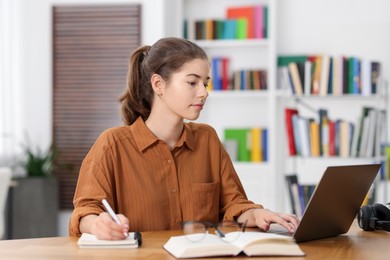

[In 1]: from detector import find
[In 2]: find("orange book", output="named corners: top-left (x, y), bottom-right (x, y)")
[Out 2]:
top-left (205, 19), bottom-right (214, 40)
top-left (226, 6), bottom-right (255, 39)
top-left (250, 128), bottom-right (262, 162)
top-left (310, 121), bottom-right (320, 157)
top-left (311, 55), bottom-right (322, 95)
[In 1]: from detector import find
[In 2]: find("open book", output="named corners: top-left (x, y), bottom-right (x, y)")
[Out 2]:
top-left (77, 232), bottom-right (141, 249)
top-left (163, 231), bottom-right (305, 258)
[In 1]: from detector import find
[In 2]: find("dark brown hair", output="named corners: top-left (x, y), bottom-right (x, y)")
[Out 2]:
top-left (119, 37), bottom-right (209, 125)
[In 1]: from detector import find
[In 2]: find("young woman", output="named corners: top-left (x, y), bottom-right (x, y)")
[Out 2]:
top-left (69, 37), bottom-right (299, 240)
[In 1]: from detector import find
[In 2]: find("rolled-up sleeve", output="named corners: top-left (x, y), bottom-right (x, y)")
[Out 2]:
top-left (218, 146), bottom-right (263, 221)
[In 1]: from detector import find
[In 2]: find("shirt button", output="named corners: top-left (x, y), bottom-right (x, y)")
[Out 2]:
top-left (171, 188), bottom-right (177, 193)
top-left (167, 160), bottom-right (172, 164)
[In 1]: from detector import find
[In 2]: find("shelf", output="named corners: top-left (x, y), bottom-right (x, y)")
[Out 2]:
top-left (275, 89), bottom-right (386, 101)
top-left (233, 161), bottom-right (270, 169)
top-left (194, 39), bottom-right (270, 48)
top-left (284, 157), bottom-right (381, 185)
top-left (208, 90), bottom-right (269, 98)
top-left (284, 94), bottom-right (386, 101)
top-left (286, 156), bottom-right (384, 162)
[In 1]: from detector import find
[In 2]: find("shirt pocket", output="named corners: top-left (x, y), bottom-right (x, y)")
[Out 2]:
top-left (191, 181), bottom-right (220, 222)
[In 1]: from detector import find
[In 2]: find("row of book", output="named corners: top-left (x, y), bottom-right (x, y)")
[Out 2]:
top-left (285, 175), bottom-right (316, 218)
top-left (184, 5), bottom-right (268, 41)
top-left (224, 128), bottom-right (268, 162)
top-left (277, 55), bottom-right (382, 96)
top-left (210, 57), bottom-right (268, 91)
top-left (285, 173), bottom-right (377, 217)
top-left (285, 107), bottom-right (386, 158)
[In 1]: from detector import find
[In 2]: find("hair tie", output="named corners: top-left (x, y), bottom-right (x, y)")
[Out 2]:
top-left (143, 46), bottom-right (151, 58)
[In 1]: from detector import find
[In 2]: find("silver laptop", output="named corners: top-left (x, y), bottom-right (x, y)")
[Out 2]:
top-left (273, 164), bottom-right (381, 243)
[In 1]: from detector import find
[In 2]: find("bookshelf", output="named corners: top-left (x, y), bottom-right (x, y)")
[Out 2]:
top-left (174, 0), bottom-right (389, 213)
top-left (174, 0), bottom-right (282, 209)
top-left (280, 76), bottom-right (388, 214)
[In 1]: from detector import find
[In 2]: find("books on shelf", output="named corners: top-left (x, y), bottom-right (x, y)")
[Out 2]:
top-left (77, 232), bottom-right (141, 249)
top-left (285, 174), bottom-right (316, 218)
top-left (277, 55), bottom-right (382, 96)
top-left (211, 56), bottom-right (230, 91)
top-left (285, 175), bottom-right (317, 218)
top-left (163, 232), bottom-right (305, 258)
top-left (224, 127), bottom-right (268, 162)
top-left (284, 107), bottom-right (386, 158)
top-left (185, 4), bottom-right (268, 41)
top-left (210, 56), bottom-right (267, 91)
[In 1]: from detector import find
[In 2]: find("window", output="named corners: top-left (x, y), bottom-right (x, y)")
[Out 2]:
top-left (0, 0), bottom-right (22, 161)
top-left (53, 4), bottom-right (141, 209)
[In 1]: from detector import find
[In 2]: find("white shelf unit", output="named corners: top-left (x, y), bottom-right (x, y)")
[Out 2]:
top-left (175, 0), bottom-right (283, 209)
top-left (279, 92), bottom-right (388, 212)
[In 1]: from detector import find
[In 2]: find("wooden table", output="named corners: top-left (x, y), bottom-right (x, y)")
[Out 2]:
top-left (0, 220), bottom-right (389, 259)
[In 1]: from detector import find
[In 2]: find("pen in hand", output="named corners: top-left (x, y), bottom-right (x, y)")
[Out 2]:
top-left (102, 199), bottom-right (128, 237)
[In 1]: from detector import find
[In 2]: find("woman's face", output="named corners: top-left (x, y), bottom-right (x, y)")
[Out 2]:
top-left (161, 58), bottom-right (210, 121)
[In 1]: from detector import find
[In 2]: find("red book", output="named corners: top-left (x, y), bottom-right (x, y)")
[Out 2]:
top-left (285, 108), bottom-right (299, 156)
top-left (226, 6), bottom-right (255, 39)
top-left (221, 57), bottom-right (230, 90)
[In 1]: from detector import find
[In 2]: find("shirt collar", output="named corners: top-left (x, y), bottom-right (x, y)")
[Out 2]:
top-left (131, 117), bottom-right (195, 152)
top-left (176, 123), bottom-right (194, 151)
top-left (131, 117), bottom-right (159, 152)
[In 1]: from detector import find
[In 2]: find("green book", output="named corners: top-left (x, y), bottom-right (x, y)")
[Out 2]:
top-left (235, 18), bottom-right (248, 39)
top-left (277, 56), bottom-right (308, 67)
top-left (263, 6), bottom-right (268, 38)
top-left (224, 128), bottom-right (251, 162)
top-left (214, 20), bottom-right (225, 39)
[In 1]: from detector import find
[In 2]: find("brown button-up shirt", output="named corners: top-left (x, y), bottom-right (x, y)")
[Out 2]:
top-left (69, 117), bottom-right (262, 236)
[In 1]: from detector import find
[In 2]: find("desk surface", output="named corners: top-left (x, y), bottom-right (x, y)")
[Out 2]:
top-left (0, 221), bottom-right (389, 259)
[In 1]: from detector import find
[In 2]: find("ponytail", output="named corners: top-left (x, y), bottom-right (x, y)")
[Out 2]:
top-left (119, 46), bottom-right (152, 125)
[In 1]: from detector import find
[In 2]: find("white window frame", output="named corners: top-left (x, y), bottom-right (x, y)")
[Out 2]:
top-left (0, 0), bottom-right (22, 160)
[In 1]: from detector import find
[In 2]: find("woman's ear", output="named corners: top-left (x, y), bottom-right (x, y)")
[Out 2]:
top-left (151, 74), bottom-right (165, 96)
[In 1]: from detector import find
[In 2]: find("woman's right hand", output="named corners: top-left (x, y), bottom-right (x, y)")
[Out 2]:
top-left (80, 213), bottom-right (129, 240)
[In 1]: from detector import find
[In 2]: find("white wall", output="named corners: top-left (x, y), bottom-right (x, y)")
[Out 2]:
top-left (277, 0), bottom-right (390, 89)
top-left (6, 0), bottom-right (390, 236)
top-left (11, 0), bottom-right (172, 236)
top-left (18, 0), bottom-right (171, 151)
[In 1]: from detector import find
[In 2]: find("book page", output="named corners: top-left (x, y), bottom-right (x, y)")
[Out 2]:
top-left (231, 232), bottom-right (304, 256)
top-left (163, 234), bottom-right (240, 258)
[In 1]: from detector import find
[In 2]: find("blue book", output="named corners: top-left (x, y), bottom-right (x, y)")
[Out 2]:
top-left (334, 119), bottom-right (341, 156)
top-left (240, 70), bottom-right (246, 90)
top-left (292, 114), bottom-right (301, 156)
top-left (211, 57), bottom-right (222, 90)
top-left (223, 19), bottom-right (237, 39)
top-left (352, 58), bottom-right (361, 94)
top-left (262, 128), bottom-right (268, 161)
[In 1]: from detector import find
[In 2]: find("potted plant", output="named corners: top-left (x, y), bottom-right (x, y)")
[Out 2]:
top-left (10, 141), bottom-right (59, 239)
top-left (22, 143), bottom-right (58, 177)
